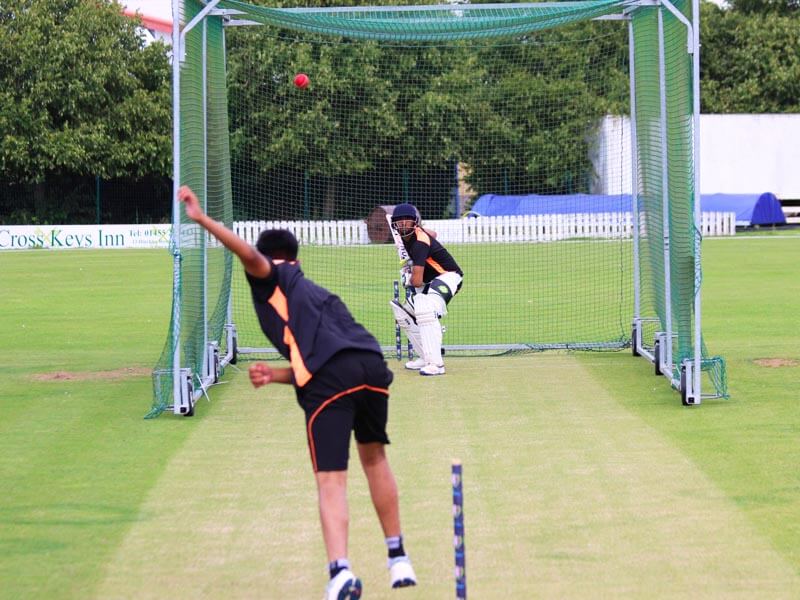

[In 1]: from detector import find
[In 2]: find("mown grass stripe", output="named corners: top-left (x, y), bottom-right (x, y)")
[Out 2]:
top-left (95, 355), bottom-right (799, 599)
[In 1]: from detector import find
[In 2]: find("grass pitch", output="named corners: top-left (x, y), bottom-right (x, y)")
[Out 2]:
top-left (1, 236), bottom-right (799, 599)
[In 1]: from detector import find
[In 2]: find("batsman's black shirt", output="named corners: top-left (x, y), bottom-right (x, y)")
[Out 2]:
top-left (403, 227), bottom-right (463, 283)
top-left (245, 259), bottom-right (382, 387)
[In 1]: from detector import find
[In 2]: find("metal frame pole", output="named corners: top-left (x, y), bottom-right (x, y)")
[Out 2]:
top-left (171, 0), bottom-right (222, 411)
top-left (223, 24), bottom-right (236, 358)
top-left (661, 0), bottom-right (702, 401)
top-left (171, 0), bottom-right (183, 412)
top-left (201, 19), bottom-right (209, 385)
top-left (657, 7), bottom-right (674, 378)
top-left (628, 20), bottom-right (641, 343)
top-left (691, 0), bottom-right (702, 401)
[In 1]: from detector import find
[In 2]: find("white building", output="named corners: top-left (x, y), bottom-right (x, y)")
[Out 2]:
top-left (593, 114), bottom-right (800, 201)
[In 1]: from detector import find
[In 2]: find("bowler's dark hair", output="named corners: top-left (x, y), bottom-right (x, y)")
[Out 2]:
top-left (256, 229), bottom-right (299, 260)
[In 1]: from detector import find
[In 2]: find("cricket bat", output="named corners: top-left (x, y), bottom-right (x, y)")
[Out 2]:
top-left (385, 212), bottom-right (411, 263)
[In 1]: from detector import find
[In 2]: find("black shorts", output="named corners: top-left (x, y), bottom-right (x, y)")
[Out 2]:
top-left (296, 350), bottom-right (394, 472)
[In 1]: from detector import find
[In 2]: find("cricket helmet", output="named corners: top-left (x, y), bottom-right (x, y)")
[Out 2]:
top-left (391, 203), bottom-right (420, 225)
top-left (390, 203), bottom-right (420, 239)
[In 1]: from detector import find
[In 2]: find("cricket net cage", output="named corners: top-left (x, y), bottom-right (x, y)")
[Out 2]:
top-left (148, 0), bottom-right (727, 417)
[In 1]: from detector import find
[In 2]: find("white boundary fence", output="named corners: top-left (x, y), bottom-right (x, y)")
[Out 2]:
top-left (0, 212), bottom-right (734, 251)
top-left (235, 211), bottom-right (736, 246)
top-left (701, 211), bottom-right (738, 236)
top-left (427, 213), bottom-right (636, 243)
top-left (235, 219), bottom-right (371, 246)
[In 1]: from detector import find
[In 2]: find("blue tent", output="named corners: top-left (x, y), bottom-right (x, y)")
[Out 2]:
top-left (700, 193), bottom-right (785, 226)
top-left (469, 194), bottom-right (632, 216)
top-left (470, 192), bottom-right (785, 226)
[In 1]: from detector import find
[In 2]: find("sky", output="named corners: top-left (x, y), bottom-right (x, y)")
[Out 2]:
top-left (123, 0), bottom-right (172, 22)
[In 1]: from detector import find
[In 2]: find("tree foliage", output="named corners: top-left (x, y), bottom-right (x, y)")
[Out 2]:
top-left (225, 18), bottom-right (627, 213)
top-left (3, 0), bottom-right (798, 223)
top-left (0, 0), bottom-right (171, 184)
top-left (228, 31), bottom-right (403, 178)
top-left (701, 1), bottom-right (800, 112)
top-left (727, 0), bottom-right (800, 15)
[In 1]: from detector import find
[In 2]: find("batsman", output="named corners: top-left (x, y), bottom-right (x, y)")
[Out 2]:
top-left (389, 203), bottom-right (463, 376)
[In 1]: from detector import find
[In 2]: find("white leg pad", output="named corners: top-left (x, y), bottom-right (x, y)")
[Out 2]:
top-left (404, 323), bottom-right (424, 360)
top-left (390, 300), bottom-right (424, 360)
top-left (414, 293), bottom-right (443, 366)
top-left (390, 299), bottom-right (415, 326)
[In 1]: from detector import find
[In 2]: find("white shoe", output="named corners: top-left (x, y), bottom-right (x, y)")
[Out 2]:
top-left (324, 569), bottom-right (362, 600)
top-left (419, 363), bottom-right (445, 376)
top-left (404, 356), bottom-right (426, 370)
top-left (388, 556), bottom-right (417, 588)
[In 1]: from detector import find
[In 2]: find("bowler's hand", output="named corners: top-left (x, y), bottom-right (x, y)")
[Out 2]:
top-left (178, 185), bottom-right (204, 222)
top-left (249, 362), bottom-right (274, 388)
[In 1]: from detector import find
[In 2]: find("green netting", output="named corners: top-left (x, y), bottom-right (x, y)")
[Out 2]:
top-left (631, 1), bottom-right (727, 398)
top-left (150, 0), bottom-right (728, 416)
top-left (216, 0), bottom-right (632, 41)
top-left (149, 2), bottom-right (234, 417)
top-left (224, 19), bottom-right (633, 357)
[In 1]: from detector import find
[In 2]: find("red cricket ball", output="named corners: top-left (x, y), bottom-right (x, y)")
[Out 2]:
top-left (293, 73), bottom-right (310, 89)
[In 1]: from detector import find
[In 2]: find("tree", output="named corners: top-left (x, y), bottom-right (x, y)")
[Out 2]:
top-left (226, 29), bottom-right (405, 218)
top-left (701, 1), bottom-right (800, 112)
top-left (459, 22), bottom-right (627, 196)
top-left (727, 0), bottom-right (800, 15)
top-left (0, 0), bottom-right (171, 184)
top-left (224, 15), bottom-right (629, 219)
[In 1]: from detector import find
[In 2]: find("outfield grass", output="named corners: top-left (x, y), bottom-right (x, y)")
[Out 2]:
top-left (0, 237), bottom-right (798, 599)
top-left (578, 235), bottom-right (800, 571)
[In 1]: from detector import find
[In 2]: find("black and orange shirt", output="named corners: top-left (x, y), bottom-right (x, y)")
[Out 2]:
top-left (403, 227), bottom-right (463, 283)
top-left (245, 259), bottom-right (382, 388)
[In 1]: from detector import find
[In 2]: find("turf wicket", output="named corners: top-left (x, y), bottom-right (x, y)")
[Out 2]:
top-left (452, 460), bottom-right (466, 599)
